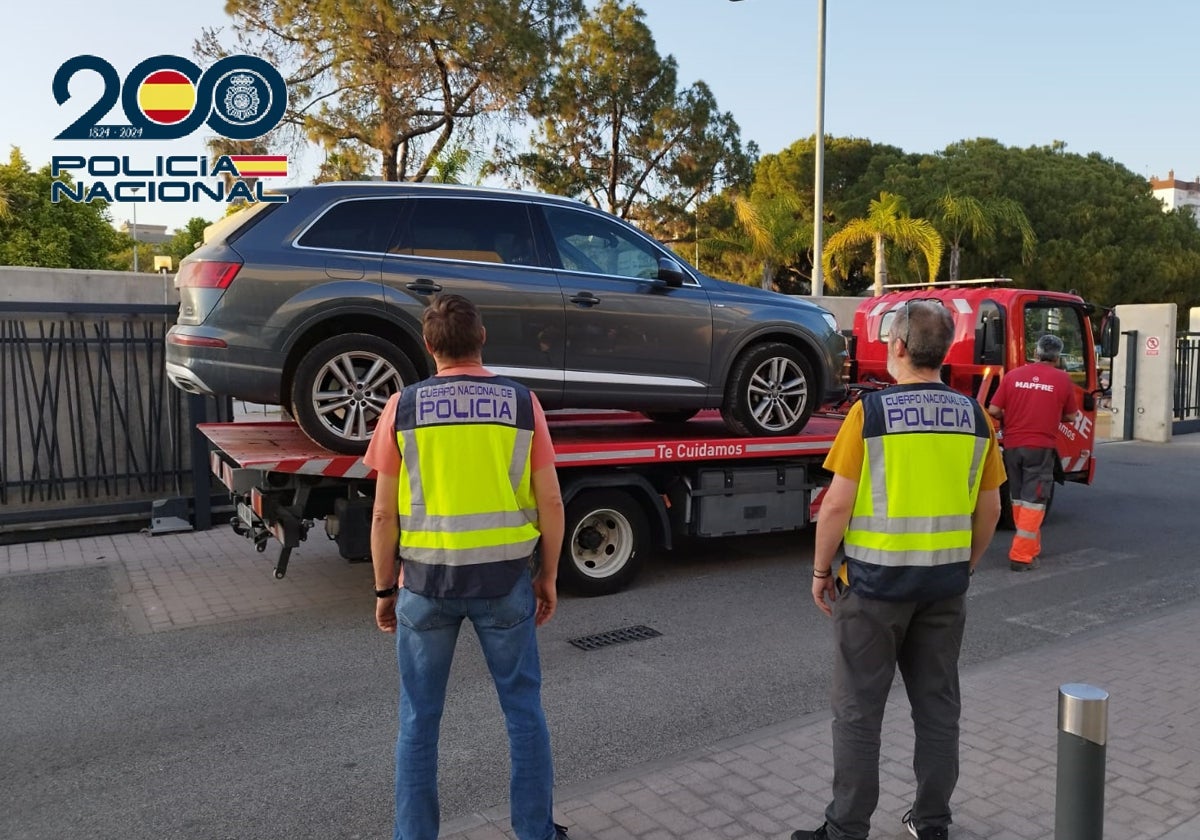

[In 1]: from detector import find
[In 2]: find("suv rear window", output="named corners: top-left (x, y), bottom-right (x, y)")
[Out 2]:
top-left (296, 198), bottom-right (403, 253)
top-left (202, 199), bottom-right (281, 246)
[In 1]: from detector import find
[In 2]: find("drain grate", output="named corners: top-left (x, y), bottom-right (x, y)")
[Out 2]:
top-left (568, 624), bottom-right (662, 651)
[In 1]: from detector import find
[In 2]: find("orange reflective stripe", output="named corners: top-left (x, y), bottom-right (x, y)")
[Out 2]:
top-left (1008, 505), bottom-right (1045, 562)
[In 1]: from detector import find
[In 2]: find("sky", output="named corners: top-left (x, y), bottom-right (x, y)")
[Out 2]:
top-left (2, 0), bottom-right (1197, 237)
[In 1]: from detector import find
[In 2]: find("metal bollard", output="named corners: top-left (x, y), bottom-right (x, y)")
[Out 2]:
top-left (1055, 683), bottom-right (1108, 840)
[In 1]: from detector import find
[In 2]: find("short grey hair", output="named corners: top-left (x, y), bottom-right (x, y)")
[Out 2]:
top-left (892, 300), bottom-right (955, 371)
top-left (1036, 334), bottom-right (1064, 361)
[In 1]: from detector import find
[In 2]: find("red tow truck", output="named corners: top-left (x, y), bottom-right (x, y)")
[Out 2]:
top-left (197, 280), bottom-right (1119, 595)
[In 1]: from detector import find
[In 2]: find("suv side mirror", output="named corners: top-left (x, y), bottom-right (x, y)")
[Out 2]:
top-left (1099, 312), bottom-right (1120, 358)
top-left (657, 257), bottom-right (685, 288)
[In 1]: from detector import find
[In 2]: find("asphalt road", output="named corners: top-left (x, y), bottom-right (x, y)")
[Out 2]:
top-left (2, 435), bottom-right (1198, 840)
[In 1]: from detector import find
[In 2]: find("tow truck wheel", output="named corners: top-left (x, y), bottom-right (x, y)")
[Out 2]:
top-left (722, 342), bottom-right (816, 437)
top-left (560, 490), bottom-right (648, 596)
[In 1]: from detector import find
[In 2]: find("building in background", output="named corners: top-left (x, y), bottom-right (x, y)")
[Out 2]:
top-left (1150, 170), bottom-right (1200, 222)
top-left (117, 222), bottom-right (173, 245)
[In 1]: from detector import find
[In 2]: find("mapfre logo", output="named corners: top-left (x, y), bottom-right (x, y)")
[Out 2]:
top-left (51, 54), bottom-right (289, 206)
top-left (53, 54), bottom-right (287, 141)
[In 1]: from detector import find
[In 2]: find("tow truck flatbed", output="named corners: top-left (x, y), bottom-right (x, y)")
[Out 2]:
top-left (198, 410), bottom-right (843, 475)
top-left (198, 410), bottom-right (844, 591)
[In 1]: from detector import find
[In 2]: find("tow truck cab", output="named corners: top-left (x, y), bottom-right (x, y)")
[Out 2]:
top-left (845, 280), bottom-right (1120, 485)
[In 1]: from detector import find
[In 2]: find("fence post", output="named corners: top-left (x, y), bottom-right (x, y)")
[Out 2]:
top-left (1055, 683), bottom-right (1108, 840)
top-left (189, 393), bottom-right (213, 531)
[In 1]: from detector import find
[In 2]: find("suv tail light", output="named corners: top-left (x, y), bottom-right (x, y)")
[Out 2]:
top-left (177, 261), bottom-right (242, 289)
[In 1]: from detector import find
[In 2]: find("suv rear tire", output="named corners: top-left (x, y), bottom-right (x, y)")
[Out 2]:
top-left (721, 342), bottom-right (816, 437)
top-left (640, 409), bottom-right (699, 425)
top-left (291, 333), bottom-right (418, 454)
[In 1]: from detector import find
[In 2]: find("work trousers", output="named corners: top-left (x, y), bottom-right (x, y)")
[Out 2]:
top-left (1004, 446), bottom-right (1057, 564)
top-left (392, 571), bottom-right (556, 840)
top-left (824, 589), bottom-right (966, 840)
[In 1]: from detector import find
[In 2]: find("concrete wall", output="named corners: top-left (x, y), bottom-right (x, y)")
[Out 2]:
top-left (791, 294), bottom-right (869, 331)
top-left (0, 266), bottom-right (178, 306)
top-left (1110, 303), bottom-right (1177, 443)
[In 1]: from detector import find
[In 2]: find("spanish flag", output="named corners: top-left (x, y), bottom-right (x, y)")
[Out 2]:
top-left (229, 155), bottom-right (289, 178)
top-left (137, 70), bottom-right (197, 125)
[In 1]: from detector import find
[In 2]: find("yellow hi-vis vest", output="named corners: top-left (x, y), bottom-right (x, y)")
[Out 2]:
top-left (394, 374), bottom-right (541, 598)
top-left (843, 383), bottom-right (993, 601)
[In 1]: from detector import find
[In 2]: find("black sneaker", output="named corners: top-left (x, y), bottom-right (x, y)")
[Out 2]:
top-left (790, 825), bottom-right (828, 840)
top-left (554, 823), bottom-right (570, 839)
top-left (902, 809), bottom-right (948, 840)
top-left (1009, 557), bottom-right (1039, 571)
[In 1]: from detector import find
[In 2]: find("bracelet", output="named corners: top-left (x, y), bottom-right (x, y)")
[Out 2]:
top-left (812, 568), bottom-right (832, 579)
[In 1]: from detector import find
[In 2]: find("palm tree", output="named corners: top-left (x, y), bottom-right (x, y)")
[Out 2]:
top-left (428, 146), bottom-right (474, 184)
top-left (0, 184), bottom-right (11, 221)
top-left (822, 192), bottom-right (943, 296)
top-left (931, 192), bottom-right (1036, 282)
top-left (709, 193), bottom-right (812, 291)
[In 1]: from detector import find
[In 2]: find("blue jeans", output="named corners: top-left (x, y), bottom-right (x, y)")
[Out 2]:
top-left (393, 571), bottom-right (556, 840)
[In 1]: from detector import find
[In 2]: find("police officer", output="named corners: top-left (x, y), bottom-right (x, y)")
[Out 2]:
top-left (365, 294), bottom-right (568, 840)
top-left (791, 299), bottom-right (1005, 840)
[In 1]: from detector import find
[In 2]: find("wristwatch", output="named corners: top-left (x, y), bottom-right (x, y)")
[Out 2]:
top-left (374, 584), bottom-right (399, 598)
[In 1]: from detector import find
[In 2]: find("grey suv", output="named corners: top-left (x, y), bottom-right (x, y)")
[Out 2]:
top-left (166, 183), bottom-right (846, 454)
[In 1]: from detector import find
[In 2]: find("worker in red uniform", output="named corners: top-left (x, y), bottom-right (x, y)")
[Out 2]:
top-left (986, 334), bottom-right (1079, 571)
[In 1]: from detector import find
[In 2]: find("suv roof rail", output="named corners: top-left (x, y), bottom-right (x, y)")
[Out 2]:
top-left (308, 180), bottom-right (589, 205)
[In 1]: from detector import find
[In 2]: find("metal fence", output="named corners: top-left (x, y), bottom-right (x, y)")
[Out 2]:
top-left (1176, 332), bottom-right (1200, 435)
top-left (0, 302), bottom-right (229, 535)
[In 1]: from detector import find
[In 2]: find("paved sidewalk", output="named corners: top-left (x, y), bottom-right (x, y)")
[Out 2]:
top-left (443, 601), bottom-right (1200, 840)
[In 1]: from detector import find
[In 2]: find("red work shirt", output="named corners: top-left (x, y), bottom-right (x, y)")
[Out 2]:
top-left (989, 361), bottom-right (1079, 449)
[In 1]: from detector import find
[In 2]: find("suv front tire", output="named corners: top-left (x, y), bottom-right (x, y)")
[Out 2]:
top-left (721, 342), bottom-right (817, 437)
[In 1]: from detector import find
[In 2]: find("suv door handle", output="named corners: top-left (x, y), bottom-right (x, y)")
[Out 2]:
top-left (569, 292), bottom-right (600, 308)
top-left (406, 280), bottom-right (443, 294)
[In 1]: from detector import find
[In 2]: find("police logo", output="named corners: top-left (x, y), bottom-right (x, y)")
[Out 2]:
top-left (223, 73), bottom-right (260, 121)
top-left (212, 69), bottom-right (273, 126)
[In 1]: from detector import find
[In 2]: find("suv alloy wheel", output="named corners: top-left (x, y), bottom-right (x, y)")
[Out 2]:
top-left (721, 342), bottom-right (816, 437)
top-left (290, 333), bottom-right (419, 454)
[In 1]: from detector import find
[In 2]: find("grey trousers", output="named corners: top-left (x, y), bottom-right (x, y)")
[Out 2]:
top-left (824, 589), bottom-right (966, 840)
top-left (1003, 446), bottom-right (1057, 504)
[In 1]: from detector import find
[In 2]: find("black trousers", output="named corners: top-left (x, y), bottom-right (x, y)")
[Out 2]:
top-left (824, 590), bottom-right (966, 839)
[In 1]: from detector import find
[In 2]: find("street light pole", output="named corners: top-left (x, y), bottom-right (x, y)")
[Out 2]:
top-left (730, 0), bottom-right (827, 298)
top-left (812, 0), bottom-right (826, 298)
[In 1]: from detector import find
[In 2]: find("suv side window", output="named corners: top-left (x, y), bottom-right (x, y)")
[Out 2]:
top-left (295, 198), bottom-right (403, 253)
top-left (389, 198), bottom-right (539, 267)
top-left (542, 205), bottom-right (660, 280)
